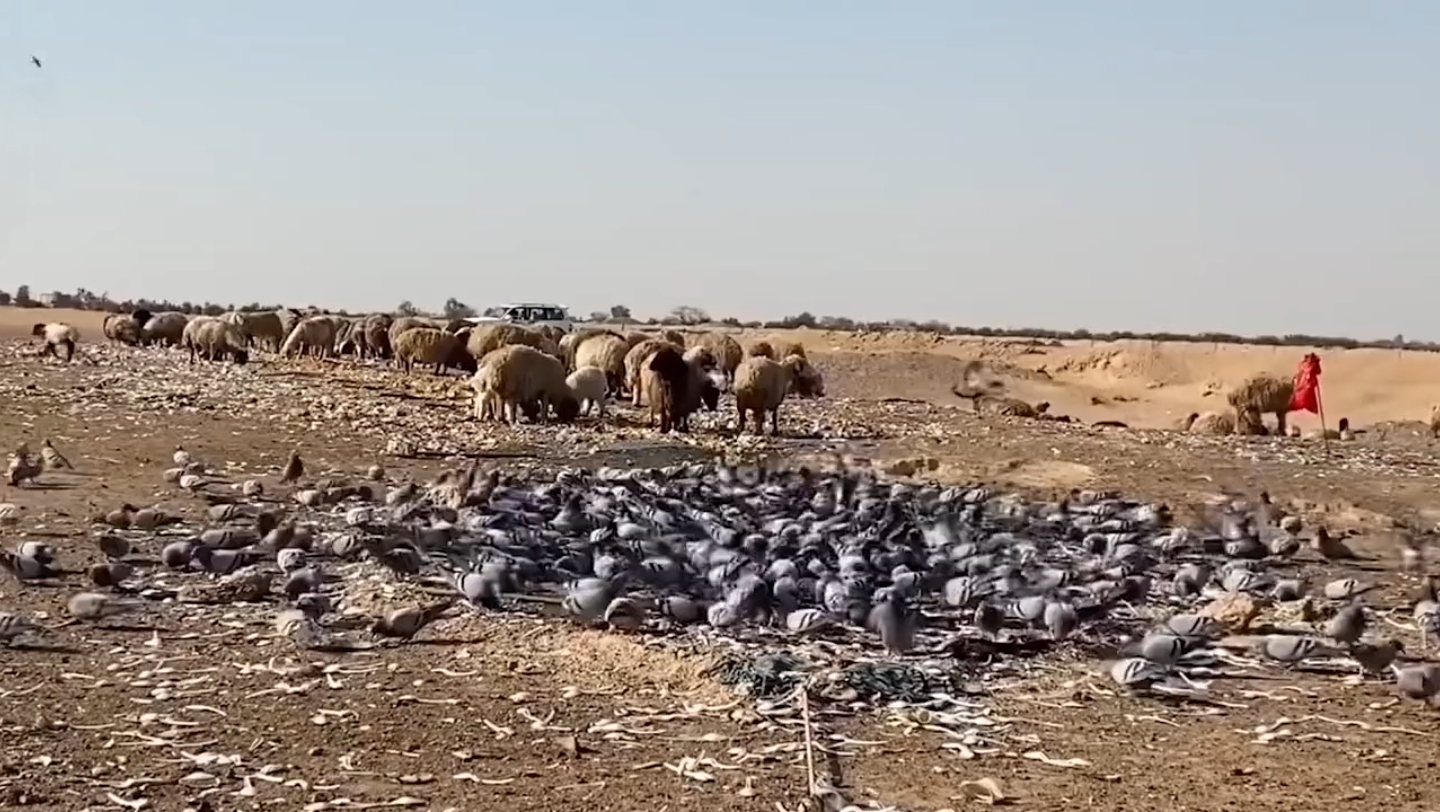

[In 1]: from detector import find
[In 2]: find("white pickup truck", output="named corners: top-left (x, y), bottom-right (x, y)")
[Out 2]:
top-left (466, 303), bottom-right (574, 334)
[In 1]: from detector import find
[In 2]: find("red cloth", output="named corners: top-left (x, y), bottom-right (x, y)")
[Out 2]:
top-left (1289, 353), bottom-right (1322, 413)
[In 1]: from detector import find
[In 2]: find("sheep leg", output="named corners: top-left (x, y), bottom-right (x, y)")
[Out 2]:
top-left (62, 339), bottom-right (75, 362)
top-left (735, 404), bottom-right (746, 434)
top-left (1275, 410), bottom-right (1288, 436)
top-left (769, 408), bottom-right (780, 436)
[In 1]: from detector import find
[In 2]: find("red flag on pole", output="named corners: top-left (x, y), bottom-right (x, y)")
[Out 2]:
top-left (1289, 353), bottom-right (1322, 414)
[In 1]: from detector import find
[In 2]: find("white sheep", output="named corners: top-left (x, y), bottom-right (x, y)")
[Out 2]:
top-left (566, 365), bottom-right (609, 417)
top-left (279, 315), bottom-right (339, 358)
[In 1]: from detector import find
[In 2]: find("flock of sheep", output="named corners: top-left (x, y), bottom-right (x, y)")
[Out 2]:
top-left (47, 308), bottom-right (828, 436)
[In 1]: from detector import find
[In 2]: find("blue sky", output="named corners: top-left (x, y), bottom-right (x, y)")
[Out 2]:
top-left (1, 2), bottom-right (1436, 337)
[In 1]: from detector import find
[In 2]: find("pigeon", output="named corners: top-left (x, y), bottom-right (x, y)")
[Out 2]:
top-left (89, 561), bottom-right (135, 588)
top-left (1413, 577), bottom-right (1440, 653)
top-left (30, 56), bottom-right (40, 68)
top-left (280, 450), bottom-right (304, 484)
top-left (1393, 663), bottom-right (1440, 703)
top-left (603, 596), bottom-right (645, 631)
top-left (1259, 635), bottom-right (1344, 663)
top-left (868, 591), bottom-right (918, 656)
top-left (1312, 526), bottom-right (1357, 560)
top-left (371, 599), bottom-right (456, 640)
top-left (39, 439), bottom-right (72, 471)
top-left (67, 591), bottom-right (143, 621)
top-left (1350, 639), bottom-right (1403, 676)
top-left (1324, 603), bottom-right (1366, 645)
top-left (0, 611), bottom-right (45, 644)
top-left (0, 548), bottom-right (60, 581)
top-left (95, 533), bottom-right (131, 560)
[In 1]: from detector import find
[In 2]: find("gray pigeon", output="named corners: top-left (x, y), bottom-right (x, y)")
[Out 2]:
top-left (1325, 603), bottom-right (1366, 645)
top-left (67, 591), bottom-right (143, 621)
top-left (868, 592), bottom-right (917, 655)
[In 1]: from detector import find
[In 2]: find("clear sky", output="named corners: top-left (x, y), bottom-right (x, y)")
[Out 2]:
top-left (1, 2), bottom-right (1436, 338)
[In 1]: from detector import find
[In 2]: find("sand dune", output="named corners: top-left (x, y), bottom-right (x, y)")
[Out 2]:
top-left (5, 307), bottom-right (1434, 429)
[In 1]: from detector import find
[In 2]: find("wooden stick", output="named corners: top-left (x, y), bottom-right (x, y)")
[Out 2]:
top-left (799, 682), bottom-right (818, 796)
top-left (1316, 381), bottom-right (1330, 457)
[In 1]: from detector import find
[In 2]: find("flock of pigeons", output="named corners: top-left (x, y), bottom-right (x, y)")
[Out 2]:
top-left (3, 440), bottom-right (1440, 708)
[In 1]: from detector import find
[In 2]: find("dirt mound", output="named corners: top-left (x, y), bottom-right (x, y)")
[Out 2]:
top-left (1049, 346), bottom-right (1194, 388)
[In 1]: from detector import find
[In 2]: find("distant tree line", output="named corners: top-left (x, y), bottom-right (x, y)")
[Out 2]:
top-left (2, 285), bottom-right (1432, 353)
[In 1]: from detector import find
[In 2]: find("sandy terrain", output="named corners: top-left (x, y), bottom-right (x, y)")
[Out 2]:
top-left (3, 305), bottom-right (1440, 811)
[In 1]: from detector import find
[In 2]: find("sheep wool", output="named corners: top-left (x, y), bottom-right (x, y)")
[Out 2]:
top-left (392, 327), bottom-right (463, 374)
top-left (694, 332), bottom-right (744, 377)
top-left (566, 365), bottom-right (609, 417)
top-left (746, 340), bottom-right (775, 359)
top-left (785, 354), bottom-right (825, 398)
top-left (572, 333), bottom-right (629, 391)
top-left (102, 314), bottom-right (142, 346)
top-left (33, 323), bottom-right (79, 362)
top-left (1187, 411), bottom-right (1235, 435)
top-left (660, 329), bottom-right (686, 348)
top-left (466, 324), bottom-right (555, 364)
top-left (775, 341), bottom-right (806, 360)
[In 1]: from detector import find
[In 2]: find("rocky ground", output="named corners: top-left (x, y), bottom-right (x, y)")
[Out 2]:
top-left (3, 343), bottom-right (1440, 812)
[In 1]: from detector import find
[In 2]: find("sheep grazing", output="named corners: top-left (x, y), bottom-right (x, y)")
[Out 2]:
top-left (466, 324), bottom-right (557, 364)
top-left (181, 316), bottom-right (250, 364)
top-left (660, 328), bottom-right (686, 348)
top-left (785, 354), bottom-right (825, 398)
top-left (1183, 411), bottom-right (1235, 435)
top-left (472, 345), bottom-right (578, 424)
top-left (392, 327), bottom-right (464, 374)
top-left (776, 341), bottom-right (806, 360)
top-left (279, 315), bottom-right (339, 359)
top-left (221, 310), bottom-right (286, 353)
top-left (561, 329), bottom-right (624, 368)
top-left (1227, 373), bottom-right (1296, 435)
top-left (572, 333), bottom-right (630, 391)
top-left (747, 340), bottom-right (775, 359)
top-left (566, 365), bottom-right (609, 417)
top-left (642, 346), bottom-right (694, 433)
top-left (387, 316), bottom-right (438, 352)
top-left (356, 313), bottom-right (394, 359)
top-left (624, 339), bottom-right (682, 405)
top-left (277, 308), bottom-right (305, 344)
top-left (32, 323), bottom-right (79, 362)
top-left (102, 313), bottom-right (142, 346)
top-left (445, 328), bottom-right (478, 373)
top-left (693, 332), bottom-right (744, 379)
top-left (140, 311), bottom-right (188, 347)
top-left (733, 355), bottom-right (808, 436)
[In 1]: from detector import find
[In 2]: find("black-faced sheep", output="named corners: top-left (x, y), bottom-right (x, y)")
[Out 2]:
top-left (572, 333), bottom-right (629, 392)
top-left (182, 316), bottom-right (250, 364)
top-left (643, 346), bottom-right (693, 433)
top-left (1227, 374), bottom-right (1295, 435)
top-left (472, 345), bottom-right (578, 424)
top-left (32, 323), bottom-right (78, 362)
top-left (566, 365), bottom-right (609, 417)
top-left (733, 355), bottom-right (808, 436)
top-left (747, 340), bottom-right (775, 359)
top-left (392, 327), bottom-right (465, 374)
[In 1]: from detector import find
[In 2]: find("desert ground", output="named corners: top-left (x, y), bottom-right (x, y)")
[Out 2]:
top-left (4, 305), bottom-right (1440, 812)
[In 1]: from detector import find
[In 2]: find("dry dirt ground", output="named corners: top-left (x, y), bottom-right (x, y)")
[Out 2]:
top-left (4, 309), bottom-right (1440, 811)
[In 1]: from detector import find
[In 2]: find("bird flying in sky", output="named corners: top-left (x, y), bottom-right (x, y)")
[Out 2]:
top-left (30, 56), bottom-right (41, 68)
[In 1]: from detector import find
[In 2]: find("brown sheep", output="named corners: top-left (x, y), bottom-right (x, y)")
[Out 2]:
top-left (388, 316), bottom-right (437, 351)
top-left (1430, 405), bottom-right (1440, 438)
top-left (559, 328), bottom-right (623, 368)
top-left (1185, 411), bottom-right (1236, 435)
top-left (747, 340), bottom-right (775, 359)
top-left (572, 333), bottom-right (630, 391)
top-left (535, 324), bottom-right (566, 346)
top-left (140, 312), bottom-right (189, 347)
top-left (1227, 373), bottom-right (1296, 435)
top-left (359, 313), bottom-right (394, 359)
top-left (625, 339), bottom-right (682, 404)
top-left (642, 346), bottom-right (693, 433)
top-left (775, 341), bottom-right (806, 360)
top-left (693, 332), bottom-right (744, 378)
top-left (466, 323), bottom-right (557, 363)
top-left (785, 354), bottom-right (824, 397)
top-left (660, 328), bottom-right (686, 348)
top-left (625, 332), bottom-right (650, 348)
top-left (472, 345), bottom-right (578, 424)
top-left (393, 327), bottom-right (464, 374)
top-left (733, 355), bottom-right (808, 436)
